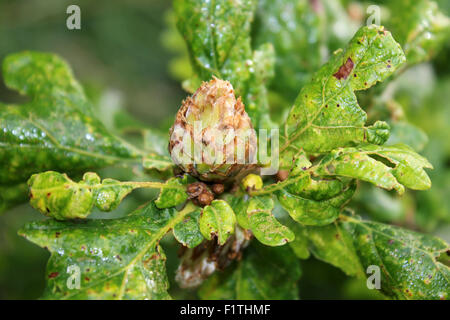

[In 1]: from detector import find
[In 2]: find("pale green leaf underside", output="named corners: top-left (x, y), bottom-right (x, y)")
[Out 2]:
top-left (247, 196), bottom-right (294, 246)
top-left (316, 143), bottom-right (433, 195)
top-left (277, 180), bottom-right (356, 226)
top-left (228, 195), bottom-right (294, 246)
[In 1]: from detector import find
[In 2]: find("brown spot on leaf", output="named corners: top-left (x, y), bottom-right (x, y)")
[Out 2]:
top-left (333, 57), bottom-right (354, 80)
top-left (48, 272), bottom-right (59, 279)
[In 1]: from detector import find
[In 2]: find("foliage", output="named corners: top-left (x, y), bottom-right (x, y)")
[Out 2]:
top-left (0, 0), bottom-right (449, 300)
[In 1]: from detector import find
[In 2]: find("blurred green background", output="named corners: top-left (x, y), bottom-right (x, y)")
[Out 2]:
top-left (0, 0), bottom-right (448, 299)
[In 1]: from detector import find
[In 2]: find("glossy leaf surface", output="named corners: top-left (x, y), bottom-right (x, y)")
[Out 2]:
top-left (283, 26), bottom-right (405, 153)
top-left (19, 202), bottom-right (197, 299)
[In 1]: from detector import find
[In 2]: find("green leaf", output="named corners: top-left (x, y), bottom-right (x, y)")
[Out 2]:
top-left (246, 43), bottom-right (276, 129)
top-left (228, 195), bottom-right (251, 230)
top-left (342, 217), bottom-right (450, 300)
top-left (0, 52), bottom-right (143, 212)
top-left (388, 0), bottom-right (450, 65)
top-left (353, 183), bottom-right (407, 223)
top-left (228, 195), bottom-right (294, 246)
top-left (0, 52), bottom-right (141, 186)
top-left (142, 128), bottom-right (170, 157)
top-left (387, 121), bottom-right (428, 152)
top-left (316, 144), bottom-right (433, 195)
top-left (174, 0), bottom-right (255, 84)
top-left (28, 171), bottom-right (132, 220)
top-left (283, 25), bottom-right (405, 153)
top-left (28, 171), bottom-right (182, 219)
top-left (173, 208), bottom-right (204, 248)
top-left (199, 200), bottom-right (236, 245)
top-left (285, 172), bottom-right (348, 201)
top-left (247, 196), bottom-right (294, 246)
top-left (142, 153), bottom-right (173, 171)
top-left (253, 0), bottom-right (324, 100)
top-left (198, 241), bottom-right (301, 299)
top-left (289, 222), bottom-right (364, 277)
top-left (155, 176), bottom-right (189, 209)
top-left (286, 223), bottom-right (310, 259)
top-left (18, 202), bottom-right (198, 299)
top-left (277, 180), bottom-right (356, 226)
top-left (174, 0), bottom-right (275, 128)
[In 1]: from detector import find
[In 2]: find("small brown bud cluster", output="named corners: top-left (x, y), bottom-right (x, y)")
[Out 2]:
top-left (186, 182), bottom-right (226, 206)
top-left (211, 183), bottom-right (225, 195)
top-left (186, 182), bottom-right (214, 206)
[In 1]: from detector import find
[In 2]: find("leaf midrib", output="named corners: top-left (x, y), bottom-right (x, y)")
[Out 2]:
top-left (37, 203), bottom-right (196, 299)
